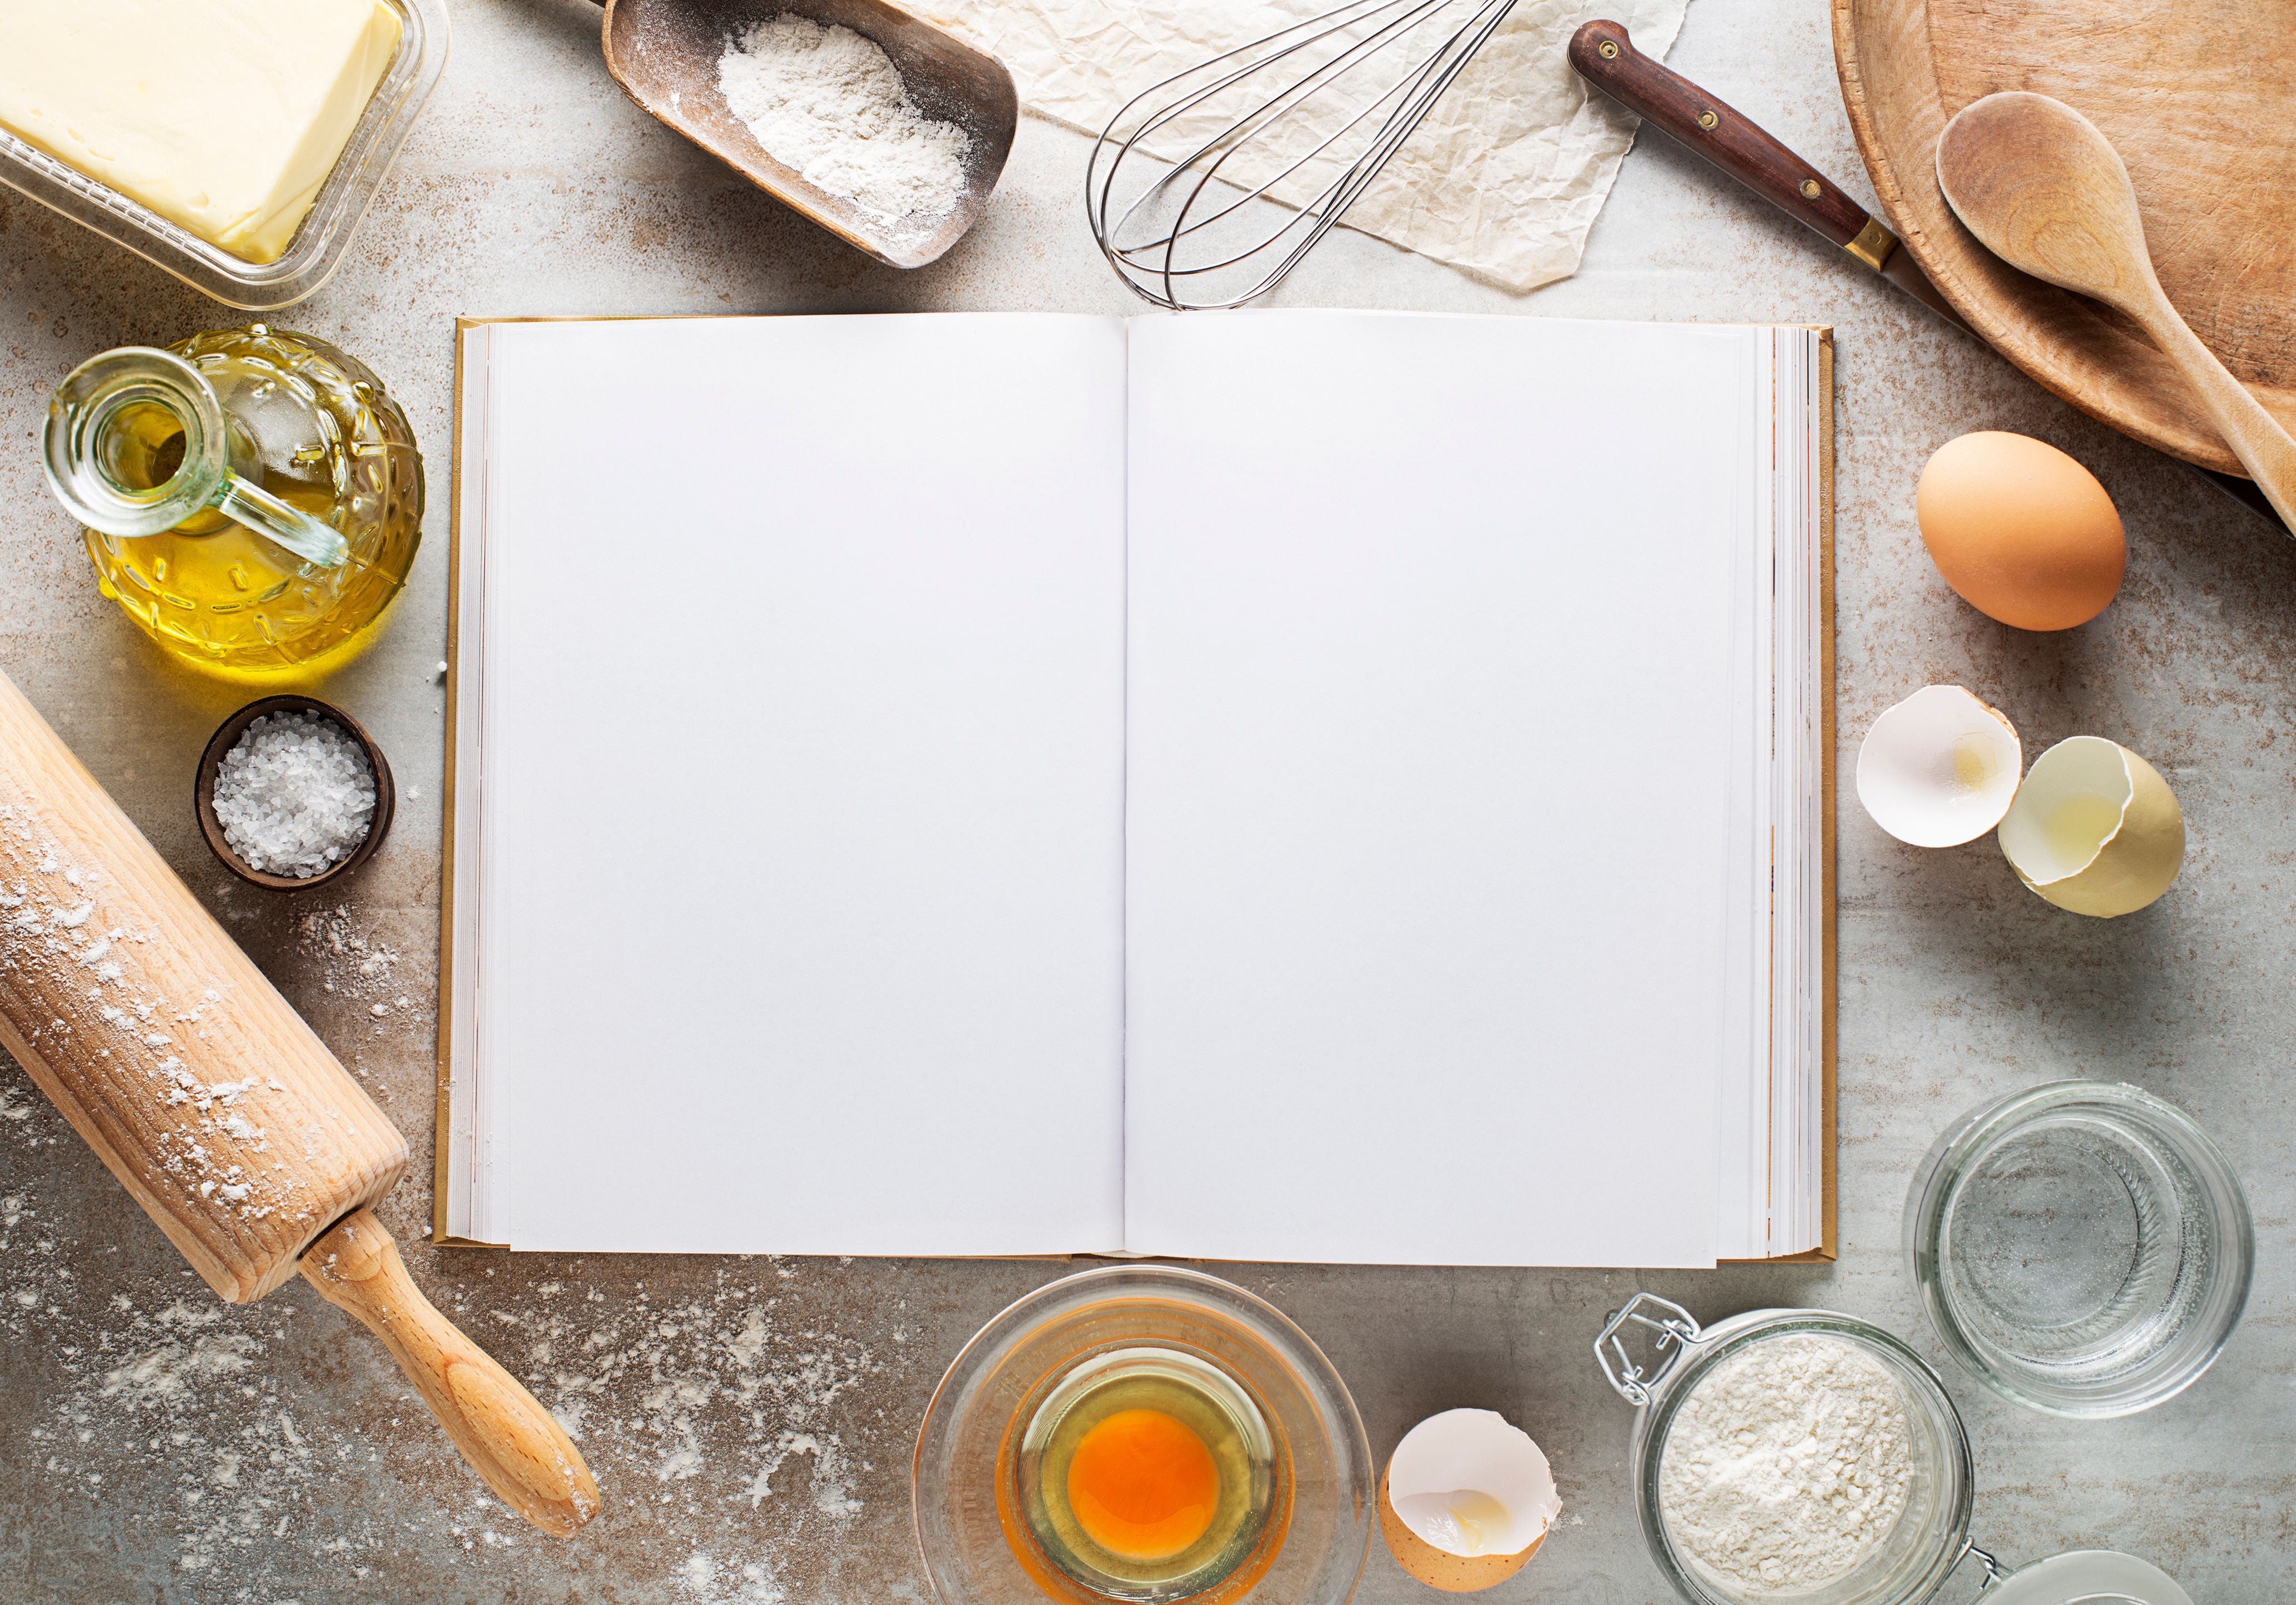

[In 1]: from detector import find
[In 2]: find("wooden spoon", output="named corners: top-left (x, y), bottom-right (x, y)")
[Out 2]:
top-left (1936, 91), bottom-right (2296, 529)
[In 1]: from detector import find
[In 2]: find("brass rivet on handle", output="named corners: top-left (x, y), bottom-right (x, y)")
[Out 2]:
top-left (1697, 109), bottom-right (1719, 131)
top-left (1800, 178), bottom-right (1822, 199)
top-left (1597, 39), bottom-right (1618, 58)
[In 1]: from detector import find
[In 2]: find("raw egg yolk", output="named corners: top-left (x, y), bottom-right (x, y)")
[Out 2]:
top-left (1065, 1408), bottom-right (1219, 1561)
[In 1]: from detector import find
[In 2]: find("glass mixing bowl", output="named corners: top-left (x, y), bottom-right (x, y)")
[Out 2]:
top-left (1904, 1081), bottom-right (2253, 1418)
top-left (1596, 1296), bottom-right (1978, 1605)
top-left (914, 1266), bottom-right (1373, 1605)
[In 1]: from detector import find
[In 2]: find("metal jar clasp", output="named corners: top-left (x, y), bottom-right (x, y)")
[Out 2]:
top-left (1595, 1292), bottom-right (1703, 1406)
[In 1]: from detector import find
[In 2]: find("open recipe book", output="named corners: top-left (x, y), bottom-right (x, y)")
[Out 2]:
top-left (438, 311), bottom-right (1834, 1267)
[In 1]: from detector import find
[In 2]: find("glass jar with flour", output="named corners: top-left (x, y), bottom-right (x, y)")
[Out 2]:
top-left (1593, 1295), bottom-right (2197, 1605)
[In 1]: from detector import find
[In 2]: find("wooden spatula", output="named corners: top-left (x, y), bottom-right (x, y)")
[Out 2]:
top-left (1936, 91), bottom-right (2296, 529)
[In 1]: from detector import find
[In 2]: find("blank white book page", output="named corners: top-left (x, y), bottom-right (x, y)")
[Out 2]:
top-left (475, 314), bottom-right (1129, 1256)
top-left (1121, 311), bottom-right (1754, 1267)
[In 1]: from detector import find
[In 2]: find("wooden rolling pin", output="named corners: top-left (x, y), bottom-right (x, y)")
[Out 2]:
top-left (0, 671), bottom-right (597, 1536)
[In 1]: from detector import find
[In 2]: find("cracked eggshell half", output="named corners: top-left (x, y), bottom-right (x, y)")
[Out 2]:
top-left (1378, 1409), bottom-right (1559, 1593)
top-left (1856, 686), bottom-right (2023, 847)
top-left (1998, 736), bottom-right (2184, 917)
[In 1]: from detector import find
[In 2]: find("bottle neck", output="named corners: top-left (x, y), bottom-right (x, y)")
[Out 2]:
top-left (45, 346), bottom-right (348, 568)
top-left (46, 348), bottom-right (232, 539)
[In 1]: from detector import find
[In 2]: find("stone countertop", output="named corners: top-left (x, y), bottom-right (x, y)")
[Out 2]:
top-left (2, 1), bottom-right (2291, 1600)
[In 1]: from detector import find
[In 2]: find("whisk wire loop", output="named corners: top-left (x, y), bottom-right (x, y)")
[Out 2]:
top-left (1086, 0), bottom-right (1523, 310)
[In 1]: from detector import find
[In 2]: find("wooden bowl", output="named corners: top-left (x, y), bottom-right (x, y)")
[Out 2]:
top-left (195, 696), bottom-right (395, 892)
top-left (1834, 0), bottom-right (2296, 475)
top-left (599, 0), bottom-right (1019, 269)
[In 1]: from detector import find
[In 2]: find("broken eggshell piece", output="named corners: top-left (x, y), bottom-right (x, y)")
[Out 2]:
top-left (1384, 1409), bottom-right (1559, 1587)
top-left (1997, 736), bottom-right (2185, 918)
top-left (1856, 685), bottom-right (2023, 847)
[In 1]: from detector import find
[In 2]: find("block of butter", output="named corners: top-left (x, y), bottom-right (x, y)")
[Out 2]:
top-left (0, 0), bottom-right (402, 266)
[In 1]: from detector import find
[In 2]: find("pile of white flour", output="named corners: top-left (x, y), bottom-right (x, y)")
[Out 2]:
top-left (1657, 1334), bottom-right (1916, 1594)
top-left (717, 16), bottom-right (971, 223)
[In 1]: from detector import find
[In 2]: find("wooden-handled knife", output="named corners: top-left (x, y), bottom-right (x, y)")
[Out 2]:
top-left (1567, 19), bottom-right (2284, 533)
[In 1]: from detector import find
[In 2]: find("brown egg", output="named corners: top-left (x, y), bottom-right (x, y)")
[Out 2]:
top-left (1916, 432), bottom-right (2125, 630)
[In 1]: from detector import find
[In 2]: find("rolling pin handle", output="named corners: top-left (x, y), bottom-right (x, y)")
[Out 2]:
top-left (300, 1208), bottom-right (601, 1536)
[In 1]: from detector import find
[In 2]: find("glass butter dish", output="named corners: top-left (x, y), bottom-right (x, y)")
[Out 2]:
top-left (0, 0), bottom-right (449, 310)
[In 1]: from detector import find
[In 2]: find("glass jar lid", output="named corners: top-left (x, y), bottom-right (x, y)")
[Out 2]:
top-left (1981, 1549), bottom-right (2193, 1605)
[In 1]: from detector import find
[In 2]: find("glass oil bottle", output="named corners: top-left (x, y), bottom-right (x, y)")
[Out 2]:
top-left (44, 324), bottom-right (423, 678)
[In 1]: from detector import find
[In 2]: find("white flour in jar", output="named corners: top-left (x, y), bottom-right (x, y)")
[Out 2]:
top-left (1658, 1334), bottom-right (1915, 1594)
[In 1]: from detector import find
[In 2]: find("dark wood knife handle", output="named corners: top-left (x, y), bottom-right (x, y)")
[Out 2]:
top-left (1569, 19), bottom-right (1871, 248)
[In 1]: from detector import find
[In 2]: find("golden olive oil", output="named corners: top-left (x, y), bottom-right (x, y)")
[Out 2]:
top-left (79, 326), bottom-right (422, 677)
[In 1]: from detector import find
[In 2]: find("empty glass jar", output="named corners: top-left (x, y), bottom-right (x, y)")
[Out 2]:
top-left (1904, 1080), bottom-right (2252, 1417)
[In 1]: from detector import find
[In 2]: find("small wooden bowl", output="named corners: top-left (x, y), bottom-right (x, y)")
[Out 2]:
top-left (195, 696), bottom-right (395, 892)
top-left (598, 0), bottom-right (1019, 269)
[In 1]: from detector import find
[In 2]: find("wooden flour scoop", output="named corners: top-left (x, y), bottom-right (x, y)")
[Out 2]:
top-left (584, 0), bottom-right (1016, 269)
top-left (0, 673), bottom-right (596, 1536)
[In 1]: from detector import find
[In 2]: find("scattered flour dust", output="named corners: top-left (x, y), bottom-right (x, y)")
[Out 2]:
top-left (678, 1548), bottom-right (788, 1604)
top-left (717, 15), bottom-right (972, 222)
top-left (98, 1300), bottom-right (256, 1408)
top-left (1658, 1333), bottom-right (1915, 1594)
top-left (295, 902), bottom-right (428, 1045)
top-left (297, 903), bottom-right (400, 994)
top-left (0, 797), bottom-right (881, 1598)
top-left (3, 1058), bottom-right (888, 1597)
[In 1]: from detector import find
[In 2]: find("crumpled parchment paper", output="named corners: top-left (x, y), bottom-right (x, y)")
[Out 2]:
top-left (909, 0), bottom-right (1691, 291)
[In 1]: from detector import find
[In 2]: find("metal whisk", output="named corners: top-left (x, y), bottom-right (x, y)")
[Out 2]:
top-left (1085, 0), bottom-right (1520, 311)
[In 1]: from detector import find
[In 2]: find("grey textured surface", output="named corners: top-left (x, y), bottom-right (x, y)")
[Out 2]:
top-left (0, 2), bottom-right (2289, 1600)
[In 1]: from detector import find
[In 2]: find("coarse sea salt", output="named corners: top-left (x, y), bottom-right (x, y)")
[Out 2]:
top-left (211, 713), bottom-right (375, 879)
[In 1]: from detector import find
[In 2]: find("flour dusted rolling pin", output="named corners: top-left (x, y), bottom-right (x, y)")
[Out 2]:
top-left (0, 671), bottom-right (597, 1536)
